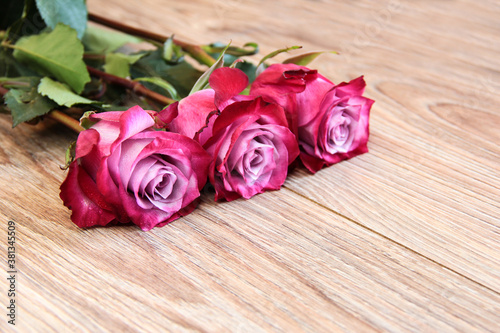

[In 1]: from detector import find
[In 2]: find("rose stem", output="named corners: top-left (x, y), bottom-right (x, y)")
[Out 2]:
top-left (87, 13), bottom-right (216, 67)
top-left (47, 110), bottom-right (85, 133)
top-left (0, 86), bottom-right (84, 133)
top-left (86, 66), bottom-right (176, 106)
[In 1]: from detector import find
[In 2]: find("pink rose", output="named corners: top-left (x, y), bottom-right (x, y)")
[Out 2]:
top-left (160, 67), bottom-right (299, 201)
top-left (60, 106), bottom-right (211, 231)
top-left (161, 67), bottom-right (251, 139)
top-left (204, 98), bottom-right (299, 201)
top-left (250, 64), bottom-right (374, 173)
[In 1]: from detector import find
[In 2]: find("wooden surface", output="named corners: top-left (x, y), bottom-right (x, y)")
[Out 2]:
top-left (1, 0), bottom-right (499, 331)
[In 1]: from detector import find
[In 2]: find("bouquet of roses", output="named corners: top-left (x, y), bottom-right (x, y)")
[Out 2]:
top-left (1, 1), bottom-right (373, 231)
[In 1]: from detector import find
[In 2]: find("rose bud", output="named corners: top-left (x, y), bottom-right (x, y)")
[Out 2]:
top-left (60, 106), bottom-right (211, 231)
top-left (250, 63), bottom-right (374, 173)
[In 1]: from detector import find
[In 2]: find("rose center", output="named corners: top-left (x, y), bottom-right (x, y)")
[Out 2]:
top-left (228, 131), bottom-right (277, 185)
top-left (329, 117), bottom-right (350, 146)
top-left (323, 105), bottom-right (357, 153)
top-left (146, 168), bottom-right (177, 200)
top-left (129, 155), bottom-right (189, 210)
top-left (244, 145), bottom-right (274, 181)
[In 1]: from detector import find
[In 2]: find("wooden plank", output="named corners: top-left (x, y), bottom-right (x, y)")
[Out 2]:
top-left (281, 0), bottom-right (500, 291)
top-left (0, 0), bottom-right (498, 331)
top-left (93, 0), bottom-right (500, 292)
top-left (285, 76), bottom-right (500, 289)
top-left (0, 115), bottom-right (498, 331)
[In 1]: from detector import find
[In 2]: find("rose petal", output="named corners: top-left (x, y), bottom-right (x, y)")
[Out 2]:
top-left (168, 89), bottom-right (216, 138)
top-left (156, 102), bottom-right (179, 129)
top-left (209, 67), bottom-right (249, 110)
top-left (109, 106), bottom-right (156, 152)
top-left (132, 131), bottom-right (211, 190)
top-left (60, 161), bottom-right (116, 228)
top-left (106, 132), bottom-right (209, 229)
top-left (250, 63), bottom-right (334, 134)
top-left (295, 77), bottom-right (336, 127)
top-left (334, 76), bottom-right (366, 97)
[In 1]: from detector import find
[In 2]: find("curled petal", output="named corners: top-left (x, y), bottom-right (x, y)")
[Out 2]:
top-left (250, 63), bottom-right (334, 134)
top-left (209, 67), bottom-right (249, 110)
top-left (60, 161), bottom-right (116, 228)
top-left (111, 106), bottom-right (156, 150)
top-left (168, 89), bottom-right (216, 138)
top-left (156, 102), bottom-right (179, 129)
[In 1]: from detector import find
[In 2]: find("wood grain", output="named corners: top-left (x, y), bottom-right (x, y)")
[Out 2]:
top-left (1, 0), bottom-right (499, 332)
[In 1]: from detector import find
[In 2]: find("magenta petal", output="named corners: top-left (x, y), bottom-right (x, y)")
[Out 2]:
top-left (89, 111), bottom-right (123, 122)
top-left (297, 75), bottom-right (374, 171)
top-left (117, 188), bottom-right (173, 231)
top-left (133, 131), bottom-right (211, 190)
top-left (74, 129), bottom-right (100, 159)
top-left (112, 106), bottom-right (156, 150)
top-left (295, 78), bottom-right (337, 127)
top-left (96, 156), bottom-right (129, 222)
top-left (251, 63), bottom-right (332, 103)
top-left (211, 98), bottom-right (288, 135)
top-left (116, 164), bottom-right (199, 231)
top-left (154, 198), bottom-right (201, 229)
top-left (89, 121), bottom-right (121, 157)
top-left (128, 157), bottom-right (158, 210)
top-left (205, 98), bottom-right (299, 202)
top-left (195, 110), bottom-right (218, 146)
top-left (60, 162), bottom-right (115, 228)
top-left (156, 102), bottom-right (179, 129)
top-left (334, 76), bottom-right (366, 97)
top-left (210, 67), bottom-right (249, 110)
top-left (336, 97), bottom-right (373, 161)
top-left (300, 151), bottom-right (327, 173)
top-left (251, 64), bottom-right (311, 96)
top-left (250, 64), bottom-right (335, 134)
top-left (169, 89), bottom-right (216, 138)
top-left (116, 138), bottom-right (154, 189)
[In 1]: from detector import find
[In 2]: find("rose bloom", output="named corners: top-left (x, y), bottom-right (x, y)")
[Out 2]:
top-left (250, 63), bottom-right (374, 173)
top-left (160, 67), bottom-right (299, 201)
top-left (60, 106), bottom-right (211, 231)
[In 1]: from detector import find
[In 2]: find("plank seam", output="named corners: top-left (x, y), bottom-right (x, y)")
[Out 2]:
top-left (283, 185), bottom-right (500, 296)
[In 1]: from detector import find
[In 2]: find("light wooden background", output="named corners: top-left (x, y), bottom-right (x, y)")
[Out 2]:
top-left (1, 0), bottom-right (499, 332)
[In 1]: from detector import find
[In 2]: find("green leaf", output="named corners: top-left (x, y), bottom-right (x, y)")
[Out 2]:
top-left (162, 35), bottom-right (183, 63)
top-left (282, 51), bottom-right (338, 66)
top-left (82, 25), bottom-right (142, 54)
top-left (11, 23), bottom-right (90, 93)
top-left (104, 53), bottom-right (145, 78)
top-left (130, 48), bottom-right (203, 98)
top-left (256, 45), bottom-right (302, 75)
top-left (38, 77), bottom-right (99, 107)
top-left (79, 110), bottom-right (97, 129)
top-left (189, 43), bottom-right (231, 95)
top-left (35, 0), bottom-right (87, 39)
top-left (234, 61), bottom-right (258, 84)
top-left (4, 87), bottom-right (56, 127)
top-left (203, 42), bottom-right (259, 57)
top-left (0, 48), bottom-right (40, 77)
top-left (61, 141), bottom-right (76, 170)
top-left (134, 77), bottom-right (179, 100)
